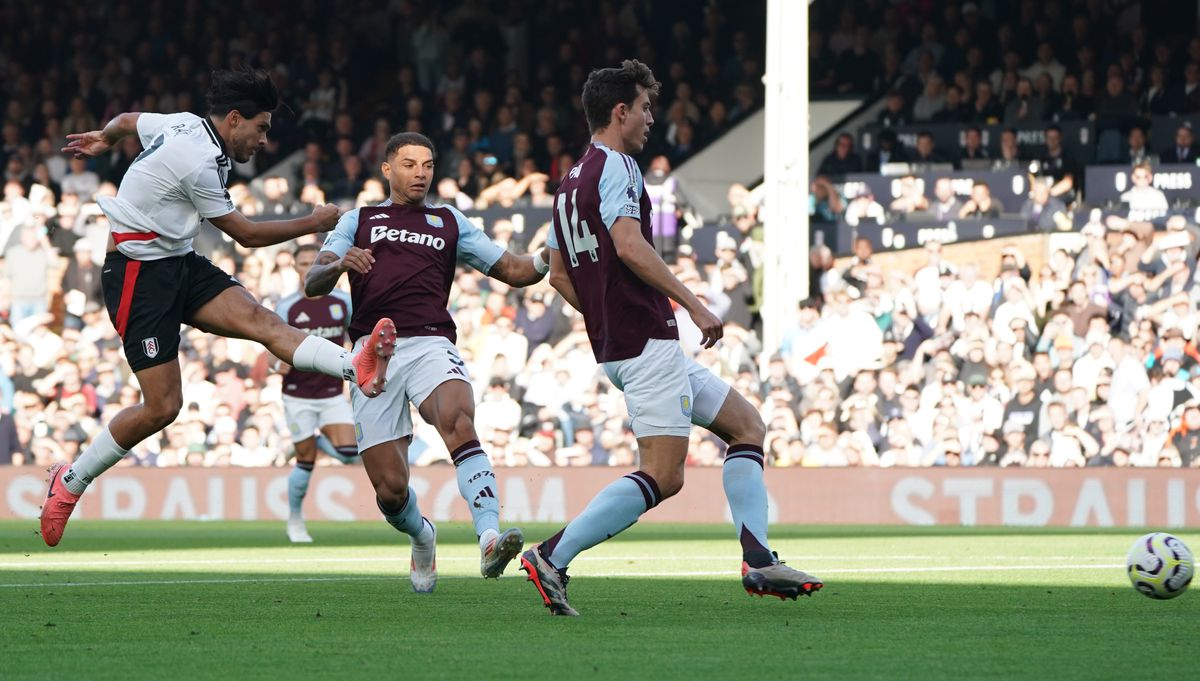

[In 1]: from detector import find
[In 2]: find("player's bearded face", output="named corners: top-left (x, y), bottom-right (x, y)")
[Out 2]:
top-left (622, 88), bottom-right (654, 154)
top-left (229, 111), bottom-right (272, 163)
top-left (383, 145), bottom-right (435, 204)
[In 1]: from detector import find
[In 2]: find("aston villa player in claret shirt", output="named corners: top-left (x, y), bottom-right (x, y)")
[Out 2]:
top-left (519, 60), bottom-right (823, 616)
top-left (305, 132), bottom-right (551, 592)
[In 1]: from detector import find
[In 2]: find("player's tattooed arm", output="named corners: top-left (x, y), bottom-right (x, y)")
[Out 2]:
top-left (547, 247), bottom-right (582, 312)
top-left (305, 248), bottom-right (374, 297)
top-left (487, 248), bottom-right (551, 287)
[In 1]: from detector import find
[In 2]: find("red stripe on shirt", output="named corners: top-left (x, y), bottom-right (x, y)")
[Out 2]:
top-left (112, 231), bottom-right (160, 244)
top-left (114, 260), bottom-right (142, 338)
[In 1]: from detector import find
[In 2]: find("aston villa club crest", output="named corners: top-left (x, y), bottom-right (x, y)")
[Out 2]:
top-left (330, 304), bottom-right (344, 321)
top-left (142, 337), bottom-right (159, 358)
top-left (425, 214), bottom-right (444, 228)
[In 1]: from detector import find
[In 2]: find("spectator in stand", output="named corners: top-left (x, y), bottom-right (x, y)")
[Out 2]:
top-left (1037, 124), bottom-right (1078, 202)
top-left (911, 131), bottom-right (948, 165)
top-left (889, 175), bottom-right (929, 214)
top-left (1159, 123), bottom-right (1199, 164)
top-left (912, 74), bottom-right (947, 122)
top-left (958, 181), bottom-right (1003, 218)
top-left (818, 133), bottom-right (863, 176)
top-left (877, 91), bottom-right (910, 129)
top-left (931, 178), bottom-right (962, 222)
top-left (1171, 62), bottom-right (1200, 114)
top-left (971, 80), bottom-right (1003, 124)
top-left (1118, 126), bottom-right (1153, 166)
top-left (958, 126), bottom-right (989, 166)
top-left (1021, 180), bottom-right (1069, 232)
top-left (934, 85), bottom-right (970, 123)
top-left (865, 129), bottom-right (909, 172)
top-left (1003, 78), bottom-right (1044, 125)
top-left (1121, 163), bottom-right (1169, 222)
top-left (992, 127), bottom-right (1023, 169)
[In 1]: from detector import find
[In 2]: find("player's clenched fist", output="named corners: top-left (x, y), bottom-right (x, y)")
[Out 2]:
top-left (339, 247), bottom-right (375, 274)
top-left (312, 203), bottom-right (343, 230)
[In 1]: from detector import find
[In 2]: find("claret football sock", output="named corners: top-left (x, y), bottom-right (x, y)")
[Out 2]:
top-left (546, 471), bottom-right (662, 569)
top-left (288, 461), bottom-right (314, 517)
top-left (63, 426), bottom-right (129, 495)
top-left (723, 444), bottom-right (775, 568)
top-left (450, 440), bottom-right (500, 538)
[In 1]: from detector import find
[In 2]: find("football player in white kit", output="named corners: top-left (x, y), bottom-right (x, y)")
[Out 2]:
top-left (40, 68), bottom-right (397, 547)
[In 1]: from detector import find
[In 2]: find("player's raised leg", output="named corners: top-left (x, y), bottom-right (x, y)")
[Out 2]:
top-left (413, 350), bottom-right (523, 578)
top-left (700, 379), bottom-right (823, 600)
top-left (188, 285), bottom-right (394, 398)
top-left (41, 359), bottom-right (184, 546)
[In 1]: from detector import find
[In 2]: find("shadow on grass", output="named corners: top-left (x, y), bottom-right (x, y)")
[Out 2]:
top-left (0, 569), bottom-right (1194, 681)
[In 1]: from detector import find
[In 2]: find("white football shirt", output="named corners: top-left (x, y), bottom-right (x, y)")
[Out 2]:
top-left (97, 112), bottom-right (235, 260)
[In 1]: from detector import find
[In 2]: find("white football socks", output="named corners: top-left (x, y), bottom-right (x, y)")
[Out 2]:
top-left (63, 427), bottom-right (129, 495)
top-left (291, 336), bottom-right (355, 382)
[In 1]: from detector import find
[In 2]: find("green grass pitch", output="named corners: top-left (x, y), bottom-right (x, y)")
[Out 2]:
top-left (1, 520), bottom-right (1195, 680)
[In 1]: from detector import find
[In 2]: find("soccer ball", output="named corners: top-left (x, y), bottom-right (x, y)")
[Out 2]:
top-left (1126, 532), bottom-right (1194, 600)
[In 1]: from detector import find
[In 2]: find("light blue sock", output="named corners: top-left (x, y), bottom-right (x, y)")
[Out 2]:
top-left (377, 487), bottom-right (427, 538)
top-left (316, 434), bottom-right (358, 464)
top-left (546, 472), bottom-right (661, 569)
top-left (449, 440), bottom-right (500, 537)
top-left (288, 462), bottom-right (313, 517)
top-left (723, 445), bottom-right (774, 567)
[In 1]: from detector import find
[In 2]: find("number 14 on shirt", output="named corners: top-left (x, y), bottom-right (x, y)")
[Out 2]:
top-left (556, 189), bottom-right (599, 268)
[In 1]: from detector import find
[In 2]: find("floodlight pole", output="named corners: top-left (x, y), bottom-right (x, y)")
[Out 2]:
top-left (760, 0), bottom-right (809, 365)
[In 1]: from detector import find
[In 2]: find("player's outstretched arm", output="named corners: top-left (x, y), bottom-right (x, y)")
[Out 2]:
top-left (610, 217), bottom-right (724, 348)
top-left (487, 248), bottom-right (551, 287)
top-left (62, 112), bottom-right (141, 158)
top-left (208, 204), bottom-right (342, 249)
top-left (304, 248), bottom-right (374, 297)
top-left (546, 246), bottom-right (582, 312)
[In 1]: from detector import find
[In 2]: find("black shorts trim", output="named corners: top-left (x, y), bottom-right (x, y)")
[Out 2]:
top-left (102, 250), bottom-right (241, 372)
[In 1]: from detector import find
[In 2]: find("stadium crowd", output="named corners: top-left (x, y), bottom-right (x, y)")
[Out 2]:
top-left (6, 0), bottom-right (1199, 470)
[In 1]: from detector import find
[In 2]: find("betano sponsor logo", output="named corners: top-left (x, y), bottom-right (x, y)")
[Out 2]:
top-left (370, 225), bottom-right (446, 250)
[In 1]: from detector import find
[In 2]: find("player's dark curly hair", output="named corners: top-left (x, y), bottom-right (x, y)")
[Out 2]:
top-left (582, 59), bottom-right (661, 133)
top-left (207, 67), bottom-right (280, 119)
top-left (385, 132), bottom-right (437, 159)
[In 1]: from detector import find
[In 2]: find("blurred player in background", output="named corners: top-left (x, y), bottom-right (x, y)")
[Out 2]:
top-left (272, 243), bottom-right (359, 543)
top-left (40, 68), bottom-right (396, 547)
top-left (306, 132), bottom-right (551, 591)
top-left (521, 60), bottom-right (823, 616)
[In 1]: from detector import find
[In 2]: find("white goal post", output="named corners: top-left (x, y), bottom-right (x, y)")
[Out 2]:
top-left (760, 0), bottom-right (809, 362)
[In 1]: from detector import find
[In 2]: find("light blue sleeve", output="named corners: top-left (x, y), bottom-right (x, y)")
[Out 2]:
top-left (320, 208), bottom-right (361, 258)
top-left (598, 151), bottom-right (643, 229)
top-left (274, 292), bottom-right (298, 324)
top-left (332, 288), bottom-right (353, 326)
top-left (451, 207), bottom-right (506, 274)
top-left (546, 219), bottom-right (559, 250)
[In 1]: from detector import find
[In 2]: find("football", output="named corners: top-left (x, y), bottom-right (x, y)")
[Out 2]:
top-left (1126, 533), bottom-right (1195, 600)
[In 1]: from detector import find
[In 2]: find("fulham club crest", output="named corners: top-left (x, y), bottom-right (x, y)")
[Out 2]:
top-left (142, 337), bottom-right (159, 359)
